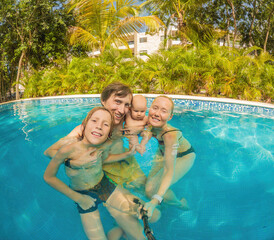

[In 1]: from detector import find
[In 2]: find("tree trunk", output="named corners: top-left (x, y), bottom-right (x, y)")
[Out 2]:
top-left (226, 0), bottom-right (237, 48)
top-left (264, 9), bottom-right (273, 52)
top-left (15, 50), bottom-right (25, 100)
top-left (248, 0), bottom-right (257, 47)
top-left (225, 5), bottom-right (230, 47)
top-left (177, 11), bottom-right (188, 46)
top-left (0, 76), bottom-right (2, 103)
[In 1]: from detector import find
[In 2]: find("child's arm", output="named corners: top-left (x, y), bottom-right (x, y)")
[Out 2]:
top-left (103, 145), bottom-right (136, 163)
top-left (44, 145), bottom-right (96, 210)
top-left (137, 130), bottom-right (152, 155)
top-left (44, 125), bottom-right (82, 158)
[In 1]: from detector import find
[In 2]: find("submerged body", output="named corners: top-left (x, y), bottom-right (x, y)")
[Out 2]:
top-left (144, 96), bottom-right (196, 218)
top-left (44, 108), bottom-right (147, 240)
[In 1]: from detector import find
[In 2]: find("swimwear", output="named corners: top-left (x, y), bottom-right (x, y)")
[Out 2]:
top-left (154, 129), bottom-right (195, 157)
top-left (64, 159), bottom-right (72, 168)
top-left (103, 155), bottom-right (146, 186)
top-left (160, 145), bottom-right (195, 157)
top-left (74, 174), bottom-right (116, 214)
top-left (153, 129), bottom-right (182, 145)
top-left (64, 149), bottom-right (103, 169)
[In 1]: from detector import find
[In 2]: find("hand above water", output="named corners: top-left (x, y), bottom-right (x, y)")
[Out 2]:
top-left (128, 144), bottom-right (137, 156)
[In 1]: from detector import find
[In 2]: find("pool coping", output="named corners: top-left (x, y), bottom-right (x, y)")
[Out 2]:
top-left (1, 94), bottom-right (273, 109)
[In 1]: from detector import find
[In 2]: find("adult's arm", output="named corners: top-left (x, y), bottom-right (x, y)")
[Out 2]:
top-left (44, 125), bottom-right (82, 158)
top-left (144, 131), bottom-right (178, 217)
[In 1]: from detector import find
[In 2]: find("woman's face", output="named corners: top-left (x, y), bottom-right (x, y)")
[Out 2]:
top-left (84, 110), bottom-right (112, 145)
top-left (102, 93), bottom-right (132, 125)
top-left (148, 97), bottom-right (173, 128)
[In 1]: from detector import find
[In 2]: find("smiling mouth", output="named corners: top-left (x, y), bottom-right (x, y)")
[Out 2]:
top-left (152, 117), bottom-right (160, 122)
top-left (114, 113), bottom-right (123, 119)
top-left (91, 132), bottom-right (102, 137)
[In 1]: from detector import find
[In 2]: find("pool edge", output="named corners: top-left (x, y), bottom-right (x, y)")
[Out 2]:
top-left (1, 94), bottom-right (273, 109)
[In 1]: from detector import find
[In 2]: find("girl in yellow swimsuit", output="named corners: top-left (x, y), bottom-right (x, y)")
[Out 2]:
top-left (143, 96), bottom-right (196, 219)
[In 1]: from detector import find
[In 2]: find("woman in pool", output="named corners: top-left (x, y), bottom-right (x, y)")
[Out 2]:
top-left (143, 96), bottom-right (196, 218)
top-left (44, 82), bottom-right (146, 189)
top-left (44, 107), bottom-right (148, 240)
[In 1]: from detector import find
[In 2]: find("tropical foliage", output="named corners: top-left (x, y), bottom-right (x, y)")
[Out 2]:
top-left (1, 0), bottom-right (273, 103)
top-left (0, 0), bottom-right (76, 101)
top-left (68, 0), bottom-right (163, 53)
top-left (22, 46), bottom-right (273, 102)
top-left (142, 0), bottom-right (217, 47)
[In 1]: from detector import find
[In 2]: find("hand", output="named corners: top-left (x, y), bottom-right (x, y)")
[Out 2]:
top-left (77, 194), bottom-right (96, 210)
top-left (143, 199), bottom-right (158, 220)
top-left (136, 144), bottom-right (146, 156)
top-left (128, 145), bottom-right (136, 156)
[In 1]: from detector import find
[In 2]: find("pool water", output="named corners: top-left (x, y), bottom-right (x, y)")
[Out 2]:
top-left (0, 97), bottom-right (273, 240)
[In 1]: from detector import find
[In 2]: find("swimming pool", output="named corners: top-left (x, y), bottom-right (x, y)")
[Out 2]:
top-left (0, 95), bottom-right (273, 240)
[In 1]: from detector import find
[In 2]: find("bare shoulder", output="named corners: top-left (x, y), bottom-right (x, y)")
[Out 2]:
top-left (162, 130), bottom-right (179, 146)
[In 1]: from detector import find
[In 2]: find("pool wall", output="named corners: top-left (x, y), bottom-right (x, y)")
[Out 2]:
top-left (1, 94), bottom-right (273, 117)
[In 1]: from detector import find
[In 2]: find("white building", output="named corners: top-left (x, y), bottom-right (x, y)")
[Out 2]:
top-left (89, 27), bottom-right (240, 59)
top-left (117, 27), bottom-right (182, 60)
top-left (89, 27), bottom-right (182, 60)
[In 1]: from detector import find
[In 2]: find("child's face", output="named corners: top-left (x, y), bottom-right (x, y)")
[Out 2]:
top-left (84, 110), bottom-right (112, 145)
top-left (131, 102), bottom-right (147, 120)
top-left (148, 97), bottom-right (173, 127)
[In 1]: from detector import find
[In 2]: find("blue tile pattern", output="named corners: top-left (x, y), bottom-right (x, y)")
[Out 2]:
top-left (146, 98), bottom-right (273, 118)
top-left (1, 97), bottom-right (273, 118)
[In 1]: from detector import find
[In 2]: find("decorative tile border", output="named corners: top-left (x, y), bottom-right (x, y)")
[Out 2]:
top-left (0, 94), bottom-right (273, 117)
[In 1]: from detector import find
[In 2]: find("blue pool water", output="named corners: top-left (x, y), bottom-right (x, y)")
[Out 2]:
top-left (0, 97), bottom-right (273, 240)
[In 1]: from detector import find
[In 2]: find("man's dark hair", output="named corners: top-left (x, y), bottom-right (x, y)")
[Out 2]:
top-left (101, 82), bottom-right (132, 102)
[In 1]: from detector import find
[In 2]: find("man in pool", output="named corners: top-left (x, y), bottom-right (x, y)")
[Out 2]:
top-left (44, 82), bottom-right (146, 189)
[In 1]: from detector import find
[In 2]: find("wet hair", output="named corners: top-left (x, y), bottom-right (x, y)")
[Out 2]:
top-left (101, 82), bottom-right (133, 103)
top-left (153, 95), bottom-right (174, 115)
top-left (81, 107), bottom-right (114, 139)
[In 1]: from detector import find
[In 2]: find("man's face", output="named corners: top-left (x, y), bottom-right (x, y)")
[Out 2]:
top-left (102, 93), bottom-right (132, 125)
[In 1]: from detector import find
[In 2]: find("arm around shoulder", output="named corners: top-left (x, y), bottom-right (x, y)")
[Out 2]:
top-left (44, 125), bottom-right (83, 158)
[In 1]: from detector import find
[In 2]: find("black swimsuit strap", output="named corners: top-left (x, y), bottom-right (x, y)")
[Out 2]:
top-left (64, 158), bottom-right (72, 168)
top-left (160, 129), bottom-right (182, 138)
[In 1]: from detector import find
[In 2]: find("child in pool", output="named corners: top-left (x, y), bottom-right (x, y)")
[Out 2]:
top-left (124, 95), bottom-right (149, 155)
top-left (44, 107), bottom-right (157, 240)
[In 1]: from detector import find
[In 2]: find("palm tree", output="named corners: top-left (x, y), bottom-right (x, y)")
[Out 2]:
top-left (142, 0), bottom-right (213, 47)
top-left (68, 0), bottom-right (163, 54)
